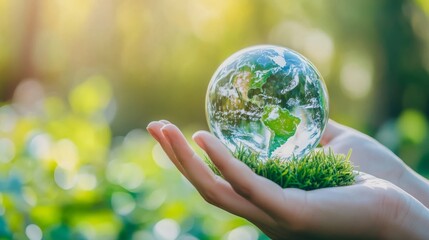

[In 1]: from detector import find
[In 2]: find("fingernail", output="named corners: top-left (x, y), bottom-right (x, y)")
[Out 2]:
top-left (160, 124), bottom-right (173, 141)
top-left (146, 121), bottom-right (159, 130)
top-left (146, 128), bottom-right (160, 143)
top-left (159, 120), bottom-right (171, 124)
top-left (192, 131), bottom-right (206, 149)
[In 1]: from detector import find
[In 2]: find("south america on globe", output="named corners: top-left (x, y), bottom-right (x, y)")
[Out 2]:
top-left (206, 45), bottom-right (329, 161)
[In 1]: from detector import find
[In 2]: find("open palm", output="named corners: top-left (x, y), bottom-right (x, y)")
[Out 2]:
top-left (321, 120), bottom-right (406, 188)
top-left (147, 121), bottom-right (428, 239)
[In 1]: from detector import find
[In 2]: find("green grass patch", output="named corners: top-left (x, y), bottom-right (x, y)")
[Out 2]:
top-left (206, 147), bottom-right (356, 190)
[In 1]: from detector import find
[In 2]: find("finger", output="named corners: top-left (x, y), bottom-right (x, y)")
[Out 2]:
top-left (161, 124), bottom-right (275, 224)
top-left (193, 131), bottom-right (305, 221)
top-left (146, 121), bottom-right (188, 177)
top-left (320, 119), bottom-right (346, 146)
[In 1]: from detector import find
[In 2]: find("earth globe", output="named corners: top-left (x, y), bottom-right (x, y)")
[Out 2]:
top-left (205, 45), bottom-right (329, 161)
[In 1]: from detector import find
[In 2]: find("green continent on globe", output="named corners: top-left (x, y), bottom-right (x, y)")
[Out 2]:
top-left (233, 65), bottom-right (278, 100)
top-left (261, 105), bottom-right (301, 155)
top-left (249, 68), bottom-right (273, 90)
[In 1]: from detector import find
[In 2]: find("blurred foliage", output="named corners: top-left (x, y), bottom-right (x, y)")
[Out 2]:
top-left (0, 0), bottom-right (429, 239)
top-left (0, 78), bottom-right (263, 239)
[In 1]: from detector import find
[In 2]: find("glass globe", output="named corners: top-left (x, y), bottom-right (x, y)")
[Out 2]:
top-left (205, 45), bottom-right (329, 161)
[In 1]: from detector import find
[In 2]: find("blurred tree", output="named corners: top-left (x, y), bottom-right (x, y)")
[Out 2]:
top-left (6, 0), bottom-right (41, 100)
top-left (375, 0), bottom-right (429, 124)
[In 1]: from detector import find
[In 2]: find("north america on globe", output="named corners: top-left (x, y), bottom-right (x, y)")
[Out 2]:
top-left (206, 45), bottom-right (329, 161)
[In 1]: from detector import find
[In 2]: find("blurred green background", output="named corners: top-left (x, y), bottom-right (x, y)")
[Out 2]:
top-left (1, 0), bottom-right (429, 239)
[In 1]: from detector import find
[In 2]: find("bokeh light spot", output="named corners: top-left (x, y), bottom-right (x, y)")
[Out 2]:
top-left (13, 80), bottom-right (45, 114)
top-left (303, 29), bottom-right (334, 66)
top-left (375, 120), bottom-right (400, 150)
top-left (139, 189), bottom-right (167, 210)
top-left (23, 186), bottom-right (38, 206)
top-left (224, 225), bottom-right (259, 240)
top-left (153, 218), bottom-right (180, 240)
top-left (25, 224), bottom-right (43, 240)
top-left (0, 106), bottom-right (17, 132)
top-left (397, 109), bottom-right (427, 144)
top-left (27, 133), bottom-right (52, 160)
top-left (111, 192), bottom-right (136, 215)
top-left (69, 75), bottom-right (112, 116)
top-left (132, 230), bottom-right (153, 240)
top-left (0, 138), bottom-right (15, 163)
top-left (340, 53), bottom-right (373, 100)
top-left (53, 139), bottom-right (79, 170)
top-left (76, 167), bottom-right (98, 191)
top-left (106, 161), bottom-right (144, 191)
top-left (54, 167), bottom-right (77, 190)
top-left (177, 234), bottom-right (199, 240)
top-left (152, 144), bottom-right (174, 169)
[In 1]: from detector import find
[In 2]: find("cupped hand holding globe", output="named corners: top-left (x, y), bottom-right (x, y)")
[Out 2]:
top-left (147, 120), bottom-right (429, 239)
top-left (146, 45), bottom-right (429, 239)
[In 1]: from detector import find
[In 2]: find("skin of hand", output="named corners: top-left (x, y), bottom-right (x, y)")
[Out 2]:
top-left (147, 120), bottom-right (429, 240)
top-left (321, 120), bottom-right (429, 208)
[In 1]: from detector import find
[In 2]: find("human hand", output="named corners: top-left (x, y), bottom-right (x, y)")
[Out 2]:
top-left (147, 120), bottom-right (429, 239)
top-left (321, 120), bottom-right (429, 208)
